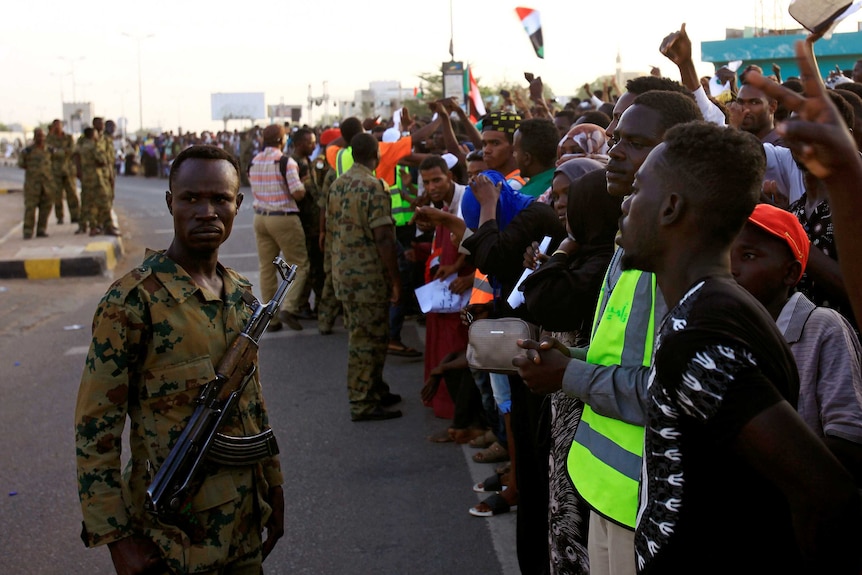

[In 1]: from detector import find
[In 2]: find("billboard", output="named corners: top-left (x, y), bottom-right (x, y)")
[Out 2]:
top-left (211, 92), bottom-right (266, 121)
top-left (62, 102), bottom-right (94, 135)
top-left (267, 104), bottom-right (303, 122)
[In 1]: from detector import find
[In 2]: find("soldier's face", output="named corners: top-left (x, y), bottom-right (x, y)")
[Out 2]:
top-left (166, 158), bottom-right (243, 253)
top-left (34, 130), bottom-right (45, 145)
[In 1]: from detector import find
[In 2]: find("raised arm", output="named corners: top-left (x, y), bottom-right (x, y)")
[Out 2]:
top-left (748, 38), bottom-right (862, 328)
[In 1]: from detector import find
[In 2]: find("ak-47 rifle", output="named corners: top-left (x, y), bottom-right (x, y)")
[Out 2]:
top-left (144, 257), bottom-right (297, 523)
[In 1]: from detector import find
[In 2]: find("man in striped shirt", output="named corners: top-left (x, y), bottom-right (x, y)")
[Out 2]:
top-left (249, 123), bottom-right (309, 331)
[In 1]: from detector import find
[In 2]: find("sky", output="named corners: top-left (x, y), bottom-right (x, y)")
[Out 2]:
top-left (3, 0), bottom-right (861, 134)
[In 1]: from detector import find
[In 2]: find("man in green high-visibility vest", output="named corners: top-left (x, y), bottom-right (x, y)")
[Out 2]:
top-left (512, 85), bottom-right (703, 575)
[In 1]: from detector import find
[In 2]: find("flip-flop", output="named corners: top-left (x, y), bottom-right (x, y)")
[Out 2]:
top-left (472, 441), bottom-right (509, 464)
top-left (469, 493), bottom-right (517, 517)
top-left (427, 428), bottom-right (455, 443)
top-left (468, 429), bottom-right (497, 449)
top-left (472, 472), bottom-right (508, 493)
top-left (387, 343), bottom-right (423, 357)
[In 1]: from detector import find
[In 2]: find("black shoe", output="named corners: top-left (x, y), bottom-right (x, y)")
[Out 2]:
top-left (279, 311), bottom-right (303, 331)
top-left (351, 407), bottom-right (403, 422)
top-left (319, 327), bottom-right (333, 335)
top-left (267, 321), bottom-right (283, 332)
top-left (295, 307), bottom-right (317, 320)
top-left (36, 231), bottom-right (48, 238)
top-left (104, 225), bottom-right (122, 237)
top-left (57, 219), bottom-right (64, 225)
top-left (23, 234), bottom-right (33, 240)
top-left (380, 392), bottom-right (402, 407)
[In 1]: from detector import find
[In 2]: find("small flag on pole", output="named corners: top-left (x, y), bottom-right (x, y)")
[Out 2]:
top-left (465, 65), bottom-right (486, 122)
top-left (515, 7), bottom-right (544, 59)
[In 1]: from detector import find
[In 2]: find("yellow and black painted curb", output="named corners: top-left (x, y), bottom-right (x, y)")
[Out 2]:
top-left (0, 238), bottom-right (123, 279)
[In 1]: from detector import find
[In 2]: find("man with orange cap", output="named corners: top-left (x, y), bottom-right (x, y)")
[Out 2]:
top-left (731, 202), bottom-right (862, 485)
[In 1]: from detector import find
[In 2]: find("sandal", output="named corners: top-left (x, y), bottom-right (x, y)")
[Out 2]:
top-left (427, 428), bottom-right (455, 443)
top-left (473, 472), bottom-right (509, 493)
top-left (468, 429), bottom-right (497, 449)
top-left (469, 492), bottom-right (517, 517)
top-left (387, 341), bottom-right (423, 357)
top-left (450, 427), bottom-right (488, 445)
top-left (472, 441), bottom-right (509, 463)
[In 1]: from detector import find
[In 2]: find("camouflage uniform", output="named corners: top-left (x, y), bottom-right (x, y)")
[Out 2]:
top-left (98, 132), bottom-right (117, 228)
top-left (325, 163), bottom-right (394, 416)
top-left (77, 137), bottom-right (111, 231)
top-left (316, 166), bottom-right (341, 333)
top-left (75, 250), bottom-right (283, 574)
top-left (17, 143), bottom-right (54, 238)
top-left (45, 131), bottom-right (80, 223)
top-left (293, 152), bottom-right (324, 314)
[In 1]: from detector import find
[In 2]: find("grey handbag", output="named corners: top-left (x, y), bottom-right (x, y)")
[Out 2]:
top-left (466, 318), bottom-right (540, 374)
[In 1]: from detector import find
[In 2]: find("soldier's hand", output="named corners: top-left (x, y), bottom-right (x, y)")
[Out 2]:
top-left (108, 534), bottom-right (166, 575)
top-left (262, 485), bottom-right (284, 561)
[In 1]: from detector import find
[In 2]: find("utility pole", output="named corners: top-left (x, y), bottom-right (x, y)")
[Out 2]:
top-left (123, 32), bottom-right (155, 134)
top-left (58, 56), bottom-right (85, 103)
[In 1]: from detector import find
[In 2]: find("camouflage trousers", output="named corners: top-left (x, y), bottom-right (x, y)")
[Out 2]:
top-left (23, 180), bottom-right (53, 237)
top-left (148, 547), bottom-right (262, 575)
top-left (296, 234), bottom-right (324, 313)
top-left (52, 171), bottom-right (79, 223)
top-left (316, 238), bottom-right (342, 332)
top-left (80, 181), bottom-right (111, 230)
top-left (341, 300), bottom-right (391, 416)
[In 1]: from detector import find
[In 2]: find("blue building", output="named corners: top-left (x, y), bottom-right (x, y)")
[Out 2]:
top-left (701, 29), bottom-right (862, 79)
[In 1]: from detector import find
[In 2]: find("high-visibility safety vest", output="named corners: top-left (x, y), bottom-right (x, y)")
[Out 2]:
top-left (469, 271), bottom-right (494, 305)
top-left (335, 146), bottom-right (354, 176)
top-left (567, 266), bottom-right (656, 529)
top-left (389, 168), bottom-right (414, 227)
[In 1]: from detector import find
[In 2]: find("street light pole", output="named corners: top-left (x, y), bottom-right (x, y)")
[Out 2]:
top-left (58, 56), bottom-right (85, 103)
top-left (123, 32), bottom-right (155, 135)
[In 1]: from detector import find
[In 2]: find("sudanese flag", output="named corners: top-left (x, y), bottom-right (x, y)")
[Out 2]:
top-left (515, 7), bottom-right (544, 59)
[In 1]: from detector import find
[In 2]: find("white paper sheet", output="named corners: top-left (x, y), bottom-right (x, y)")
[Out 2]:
top-left (414, 274), bottom-right (471, 314)
top-left (507, 236), bottom-right (552, 309)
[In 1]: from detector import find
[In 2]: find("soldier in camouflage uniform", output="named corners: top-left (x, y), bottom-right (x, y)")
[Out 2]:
top-left (76, 127), bottom-right (112, 236)
top-left (291, 128), bottom-right (324, 318)
top-left (325, 133), bottom-right (403, 421)
top-left (316, 156), bottom-right (342, 335)
top-left (95, 117), bottom-right (122, 236)
top-left (75, 145), bottom-right (284, 574)
top-left (17, 128), bottom-right (55, 239)
top-left (46, 119), bottom-right (80, 225)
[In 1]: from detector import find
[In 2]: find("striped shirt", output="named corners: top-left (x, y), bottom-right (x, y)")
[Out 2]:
top-left (249, 147), bottom-right (303, 212)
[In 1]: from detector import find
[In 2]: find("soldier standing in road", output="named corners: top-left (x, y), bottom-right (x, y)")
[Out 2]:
top-left (326, 133), bottom-right (403, 421)
top-left (315, 128), bottom-right (343, 335)
top-left (46, 119), bottom-right (80, 225)
top-left (75, 145), bottom-right (284, 574)
top-left (291, 127), bottom-right (324, 319)
top-left (17, 128), bottom-right (54, 239)
top-left (76, 127), bottom-right (112, 236)
top-left (94, 117), bottom-right (122, 236)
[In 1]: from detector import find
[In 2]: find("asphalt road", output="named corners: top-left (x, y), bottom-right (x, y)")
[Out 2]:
top-left (0, 165), bottom-right (518, 575)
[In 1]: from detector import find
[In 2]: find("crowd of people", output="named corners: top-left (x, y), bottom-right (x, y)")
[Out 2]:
top-left (71, 19), bottom-right (862, 575)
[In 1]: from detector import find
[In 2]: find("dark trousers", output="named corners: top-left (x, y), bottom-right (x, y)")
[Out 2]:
top-left (509, 372), bottom-right (551, 575)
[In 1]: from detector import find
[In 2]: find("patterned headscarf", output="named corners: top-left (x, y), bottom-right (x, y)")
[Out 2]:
top-left (482, 112), bottom-right (522, 135)
top-left (557, 123), bottom-right (609, 165)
